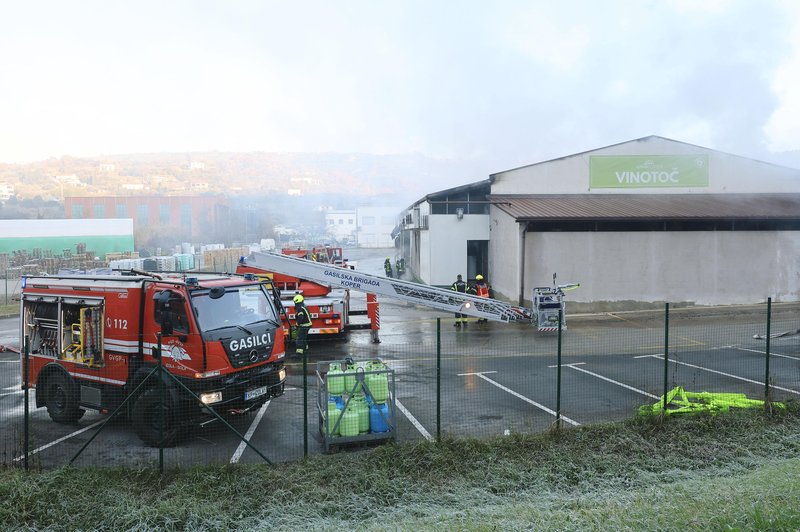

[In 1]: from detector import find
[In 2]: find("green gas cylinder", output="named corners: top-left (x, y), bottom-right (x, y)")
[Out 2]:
top-left (340, 401), bottom-right (360, 437)
top-left (327, 363), bottom-right (345, 396)
top-left (343, 363), bottom-right (363, 395)
top-left (326, 398), bottom-right (341, 436)
top-left (365, 361), bottom-right (389, 404)
top-left (351, 395), bottom-right (369, 434)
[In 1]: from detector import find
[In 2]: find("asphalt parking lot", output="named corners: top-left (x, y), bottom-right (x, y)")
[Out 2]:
top-left (1, 253), bottom-right (799, 469)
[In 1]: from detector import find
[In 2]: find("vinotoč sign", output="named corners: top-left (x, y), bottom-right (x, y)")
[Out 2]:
top-left (590, 155), bottom-right (709, 188)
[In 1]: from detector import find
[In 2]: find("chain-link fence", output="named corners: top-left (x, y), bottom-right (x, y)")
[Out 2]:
top-left (1, 299), bottom-right (797, 471)
top-left (1, 269), bottom-right (22, 307)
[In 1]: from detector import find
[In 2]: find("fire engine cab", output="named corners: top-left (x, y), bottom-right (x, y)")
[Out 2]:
top-left (20, 270), bottom-right (287, 446)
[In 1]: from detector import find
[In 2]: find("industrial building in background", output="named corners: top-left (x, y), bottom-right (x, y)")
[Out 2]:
top-left (0, 218), bottom-right (134, 261)
top-left (397, 136), bottom-right (800, 310)
top-left (63, 195), bottom-right (230, 241)
top-left (324, 206), bottom-right (396, 248)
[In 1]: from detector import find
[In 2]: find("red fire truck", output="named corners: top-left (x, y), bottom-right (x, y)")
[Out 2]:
top-left (20, 270), bottom-right (287, 446)
top-left (236, 246), bottom-right (369, 341)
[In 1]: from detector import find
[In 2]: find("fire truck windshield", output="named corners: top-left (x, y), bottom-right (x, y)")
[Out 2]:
top-left (191, 285), bottom-right (279, 333)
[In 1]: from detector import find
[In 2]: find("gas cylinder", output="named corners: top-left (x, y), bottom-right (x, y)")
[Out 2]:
top-left (326, 399), bottom-right (341, 436)
top-left (369, 402), bottom-right (390, 433)
top-left (344, 363), bottom-right (363, 395)
top-left (340, 401), bottom-right (360, 437)
top-left (327, 363), bottom-right (345, 396)
top-left (365, 361), bottom-right (389, 404)
top-left (351, 395), bottom-right (369, 434)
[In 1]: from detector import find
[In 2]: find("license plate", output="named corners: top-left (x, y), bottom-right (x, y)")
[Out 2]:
top-left (245, 386), bottom-right (268, 401)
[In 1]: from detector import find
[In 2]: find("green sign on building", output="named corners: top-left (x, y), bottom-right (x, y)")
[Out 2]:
top-left (590, 155), bottom-right (709, 188)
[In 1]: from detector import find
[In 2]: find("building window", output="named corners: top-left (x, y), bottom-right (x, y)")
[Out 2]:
top-left (181, 204), bottom-right (192, 228)
top-left (94, 204), bottom-right (105, 218)
top-left (348, 219), bottom-right (353, 225)
top-left (362, 216), bottom-right (376, 225)
top-left (116, 204), bottom-right (127, 218)
top-left (72, 204), bottom-right (84, 218)
top-left (328, 219), bottom-right (334, 225)
top-left (338, 219), bottom-right (343, 225)
top-left (159, 204), bottom-right (170, 224)
top-left (137, 204), bottom-right (148, 224)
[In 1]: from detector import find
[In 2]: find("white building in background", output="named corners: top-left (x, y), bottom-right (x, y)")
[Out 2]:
top-left (356, 206), bottom-right (396, 248)
top-left (0, 182), bottom-right (14, 200)
top-left (398, 136), bottom-right (800, 310)
top-left (324, 209), bottom-right (357, 243)
top-left (398, 181), bottom-right (491, 286)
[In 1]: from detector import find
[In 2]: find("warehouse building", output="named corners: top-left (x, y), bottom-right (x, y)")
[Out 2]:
top-left (399, 136), bottom-right (800, 310)
top-left (0, 218), bottom-right (134, 259)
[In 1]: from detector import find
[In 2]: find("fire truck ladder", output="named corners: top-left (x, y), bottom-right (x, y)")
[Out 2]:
top-left (240, 252), bottom-right (535, 324)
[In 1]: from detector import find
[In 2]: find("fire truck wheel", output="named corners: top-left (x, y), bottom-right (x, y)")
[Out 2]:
top-left (132, 386), bottom-right (190, 448)
top-left (45, 373), bottom-right (85, 423)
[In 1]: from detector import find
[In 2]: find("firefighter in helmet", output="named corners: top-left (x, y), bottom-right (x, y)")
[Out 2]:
top-left (395, 257), bottom-right (406, 279)
top-left (293, 294), bottom-right (313, 356)
top-left (473, 274), bottom-right (491, 323)
top-left (451, 274), bottom-right (474, 327)
top-left (384, 257), bottom-right (393, 278)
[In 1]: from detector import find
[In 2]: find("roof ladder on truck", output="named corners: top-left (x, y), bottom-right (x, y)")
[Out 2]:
top-left (240, 252), bottom-right (536, 324)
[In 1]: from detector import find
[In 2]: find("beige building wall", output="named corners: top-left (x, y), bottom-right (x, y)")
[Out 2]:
top-left (523, 231), bottom-right (800, 309)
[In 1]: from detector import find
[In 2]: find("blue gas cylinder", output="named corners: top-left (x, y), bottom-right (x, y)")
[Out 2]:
top-left (369, 402), bottom-right (390, 433)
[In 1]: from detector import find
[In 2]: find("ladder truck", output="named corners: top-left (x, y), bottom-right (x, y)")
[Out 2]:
top-left (240, 251), bottom-right (541, 327)
top-left (236, 247), bottom-right (369, 342)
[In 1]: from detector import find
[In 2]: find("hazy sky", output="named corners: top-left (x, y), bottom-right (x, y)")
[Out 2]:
top-left (1, 0), bottom-right (798, 172)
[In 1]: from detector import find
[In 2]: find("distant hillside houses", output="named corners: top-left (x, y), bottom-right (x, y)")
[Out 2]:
top-left (54, 174), bottom-right (84, 186)
top-left (0, 182), bottom-right (14, 200)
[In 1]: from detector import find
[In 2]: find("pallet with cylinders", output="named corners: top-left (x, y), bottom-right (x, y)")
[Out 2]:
top-left (316, 358), bottom-right (396, 451)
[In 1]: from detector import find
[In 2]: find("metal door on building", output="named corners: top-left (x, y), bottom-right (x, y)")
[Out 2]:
top-left (467, 240), bottom-right (488, 280)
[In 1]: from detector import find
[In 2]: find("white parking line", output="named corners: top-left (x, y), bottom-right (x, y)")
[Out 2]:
top-left (550, 362), bottom-right (660, 400)
top-left (395, 398), bottom-right (433, 441)
top-left (639, 354), bottom-right (800, 396)
top-left (14, 420), bottom-right (105, 462)
top-left (382, 360), bottom-right (433, 441)
top-left (230, 400), bottom-right (271, 464)
top-left (460, 371), bottom-right (580, 426)
top-left (0, 390), bottom-right (23, 397)
top-left (734, 347), bottom-right (800, 362)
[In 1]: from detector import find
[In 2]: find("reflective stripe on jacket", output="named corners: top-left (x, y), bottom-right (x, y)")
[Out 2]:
top-left (451, 280), bottom-right (469, 293)
top-left (295, 305), bottom-right (313, 327)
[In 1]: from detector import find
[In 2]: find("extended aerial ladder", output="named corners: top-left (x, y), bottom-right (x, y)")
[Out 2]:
top-left (240, 251), bottom-right (536, 324)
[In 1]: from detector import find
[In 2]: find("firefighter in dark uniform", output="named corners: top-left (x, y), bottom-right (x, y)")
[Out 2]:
top-left (395, 257), bottom-right (406, 279)
top-left (451, 274), bottom-right (473, 327)
top-left (384, 257), bottom-right (393, 278)
top-left (293, 294), bottom-right (313, 356)
top-left (473, 274), bottom-right (490, 323)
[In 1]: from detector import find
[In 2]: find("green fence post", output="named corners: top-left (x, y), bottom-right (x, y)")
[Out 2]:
top-left (158, 333), bottom-right (164, 474)
top-left (23, 336), bottom-right (29, 471)
top-left (765, 297), bottom-right (772, 404)
top-left (556, 310), bottom-right (562, 427)
top-left (303, 351), bottom-right (308, 458)
top-left (436, 317), bottom-right (441, 442)
top-left (663, 303), bottom-right (669, 414)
